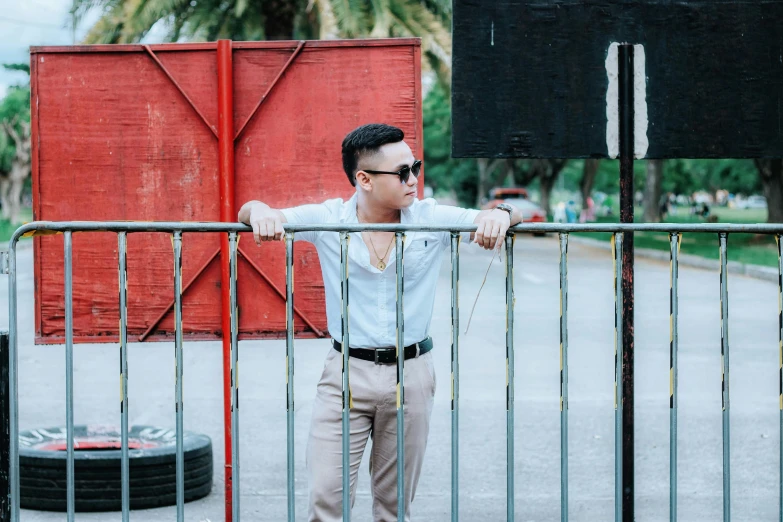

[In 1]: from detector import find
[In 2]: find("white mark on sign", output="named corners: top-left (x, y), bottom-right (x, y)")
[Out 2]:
top-left (605, 43), bottom-right (649, 159)
top-left (605, 43), bottom-right (619, 159)
top-left (633, 44), bottom-right (649, 159)
top-left (491, 22), bottom-right (494, 46)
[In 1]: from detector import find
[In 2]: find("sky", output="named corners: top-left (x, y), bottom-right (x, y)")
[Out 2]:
top-left (0, 0), bottom-right (172, 97)
top-left (0, 0), bottom-right (101, 96)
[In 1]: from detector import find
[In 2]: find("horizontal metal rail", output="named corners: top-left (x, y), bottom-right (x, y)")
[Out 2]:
top-left (10, 220), bottom-right (783, 236)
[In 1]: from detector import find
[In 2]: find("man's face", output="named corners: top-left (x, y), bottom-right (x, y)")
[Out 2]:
top-left (358, 140), bottom-right (419, 209)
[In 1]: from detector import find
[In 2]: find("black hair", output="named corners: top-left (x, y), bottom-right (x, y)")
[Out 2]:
top-left (341, 123), bottom-right (405, 187)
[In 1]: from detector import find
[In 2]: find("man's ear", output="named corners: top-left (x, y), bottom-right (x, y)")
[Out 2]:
top-left (355, 170), bottom-right (372, 191)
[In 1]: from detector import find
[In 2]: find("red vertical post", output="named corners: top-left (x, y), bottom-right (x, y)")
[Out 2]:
top-left (217, 39), bottom-right (235, 522)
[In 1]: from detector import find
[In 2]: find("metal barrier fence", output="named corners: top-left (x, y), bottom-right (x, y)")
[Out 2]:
top-left (4, 221), bottom-right (783, 522)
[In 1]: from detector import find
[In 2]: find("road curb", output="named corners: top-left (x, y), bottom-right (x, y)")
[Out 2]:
top-left (568, 236), bottom-right (779, 283)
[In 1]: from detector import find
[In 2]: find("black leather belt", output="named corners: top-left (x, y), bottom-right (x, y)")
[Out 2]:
top-left (332, 337), bottom-right (433, 364)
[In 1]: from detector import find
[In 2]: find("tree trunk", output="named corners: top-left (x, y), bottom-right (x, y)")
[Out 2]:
top-left (537, 159), bottom-right (567, 216)
top-left (755, 159), bottom-right (783, 223)
top-left (539, 172), bottom-right (557, 217)
top-left (475, 158), bottom-right (503, 207)
top-left (476, 158), bottom-right (489, 208)
top-left (643, 159), bottom-right (664, 222)
top-left (580, 159), bottom-right (600, 207)
top-left (263, 0), bottom-right (302, 40)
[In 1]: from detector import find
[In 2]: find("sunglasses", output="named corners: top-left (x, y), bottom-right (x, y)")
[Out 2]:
top-left (363, 159), bottom-right (422, 184)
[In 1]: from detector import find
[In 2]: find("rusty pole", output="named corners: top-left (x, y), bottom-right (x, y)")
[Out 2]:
top-left (217, 39), bottom-right (235, 522)
top-left (618, 43), bottom-right (635, 521)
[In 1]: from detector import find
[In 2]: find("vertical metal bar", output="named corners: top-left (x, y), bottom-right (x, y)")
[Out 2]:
top-left (119, 232), bottom-right (130, 521)
top-left (559, 232), bottom-right (569, 522)
top-left (64, 231), bottom-right (75, 522)
top-left (618, 43), bottom-right (636, 522)
top-left (505, 234), bottom-right (516, 522)
top-left (285, 232), bottom-right (296, 522)
top-left (395, 232), bottom-right (406, 522)
top-left (8, 237), bottom-right (19, 522)
top-left (339, 231), bottom-right (351, 522)
top-left (450, 232), bottom-right (460, 522)
top-left (217, 39), bottom-right (236, 522)
top-left (0, 331), bottom-right (9, 522)
top-left (670, 233), bottom-right (680, 522)
top-left (720, 233), bottom-right (731, 522)
top-left (174, 231), bottom-right (185, 522)
top-left (613, 233), bottom-right (624, 522)
top-left (778, 235), bottom-right (783, 522)
top-left (229, 232), bottom-right (240, 522)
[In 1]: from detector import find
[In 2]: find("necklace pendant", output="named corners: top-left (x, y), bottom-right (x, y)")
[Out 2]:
top-left (377, 260), bottom-right (386, 271)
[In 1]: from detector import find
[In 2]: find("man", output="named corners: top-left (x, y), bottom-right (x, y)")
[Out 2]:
top-left (238, 123), bottom-right (523, 521)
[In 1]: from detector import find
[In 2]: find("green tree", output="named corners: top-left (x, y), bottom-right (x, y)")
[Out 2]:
top-left (0, 64), bottom-right (31, 174)
top-left (755, 159), bottom-right (783, 223)
top-left (422, 82), bottom-right (477, 206)
top-left (74, 0), bottom-right (452, 86)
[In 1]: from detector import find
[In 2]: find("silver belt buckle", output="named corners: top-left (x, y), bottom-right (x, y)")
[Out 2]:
top-left (374, 349), bottom-right (381, 365)
top-left (415, 343), bottom-right (421, 358)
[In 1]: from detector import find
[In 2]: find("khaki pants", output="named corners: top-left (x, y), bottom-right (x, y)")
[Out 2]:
top-left (306, 347), bottom-right (436, 522)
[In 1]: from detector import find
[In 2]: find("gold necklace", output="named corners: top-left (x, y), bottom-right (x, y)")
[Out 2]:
top-left (358, 210), bottom-right (395, 270)
top-left (368, 234), bottom-right (394, 270)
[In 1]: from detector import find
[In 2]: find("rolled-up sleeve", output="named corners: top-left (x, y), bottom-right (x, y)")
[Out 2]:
top-left (280, 204), bottom-right (330, 244)
top-left (431, 203), bottom-right (481, 245)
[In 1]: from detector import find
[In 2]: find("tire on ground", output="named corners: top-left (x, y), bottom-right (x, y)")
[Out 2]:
top-left (19, 425), bottom-right (213, 512)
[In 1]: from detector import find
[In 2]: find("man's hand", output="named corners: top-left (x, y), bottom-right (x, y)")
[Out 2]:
top-left (473, 209), bottom-right (512, 251)
top-left (239, 201), bottom-right (285, 245)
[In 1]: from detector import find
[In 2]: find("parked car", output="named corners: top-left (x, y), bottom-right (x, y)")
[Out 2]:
top-left (488, 187), bottom-right (529, 201)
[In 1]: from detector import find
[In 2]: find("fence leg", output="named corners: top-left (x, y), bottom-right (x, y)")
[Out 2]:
top-left (559, 233), bottom-right (569, 522)
top-left (613, 233), bottom-right (624, 522)
top-left (670, 233), bottom-right (680, 522)
top-left (719, 233), bottom-right (731, 522)
top-left (0, 330), bottom-right (8, 522)
top-left (505, 234), bottom-right (516, 522)
top-left (450, 233), bottom-right (460, 522)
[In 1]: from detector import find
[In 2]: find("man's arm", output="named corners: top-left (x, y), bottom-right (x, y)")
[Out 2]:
top-left (472, 206), bottom-right (524, 251)
top-left (238, 200), bottom-right (287, 245)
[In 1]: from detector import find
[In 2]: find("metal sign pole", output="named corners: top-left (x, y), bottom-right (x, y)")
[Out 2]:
top-left (618, 43), bottom-right (635, 522)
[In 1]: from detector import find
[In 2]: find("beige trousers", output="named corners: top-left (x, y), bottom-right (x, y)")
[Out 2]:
top-left (306, 347), bottom-right (436, 522)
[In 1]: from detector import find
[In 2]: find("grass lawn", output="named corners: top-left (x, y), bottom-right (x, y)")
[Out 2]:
top-left (579, 207), bottom-right (781, 269)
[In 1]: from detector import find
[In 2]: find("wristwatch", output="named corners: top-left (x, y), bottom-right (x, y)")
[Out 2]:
top-left (494, 203), bottom-right (514, 219)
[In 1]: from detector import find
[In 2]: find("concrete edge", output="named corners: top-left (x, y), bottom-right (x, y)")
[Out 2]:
top-left (568, 236), bottom-right (780, 283)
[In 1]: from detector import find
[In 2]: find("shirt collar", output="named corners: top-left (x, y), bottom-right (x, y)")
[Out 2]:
top-left (339, 192), bottom-right (416, 224)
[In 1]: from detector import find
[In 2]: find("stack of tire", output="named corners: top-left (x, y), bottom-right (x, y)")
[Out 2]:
top-left (19, 425), bottom-right (213, 512)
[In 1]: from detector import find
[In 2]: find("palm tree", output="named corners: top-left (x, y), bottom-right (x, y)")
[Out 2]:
top-left (74, 0), bottom-right (452, 88)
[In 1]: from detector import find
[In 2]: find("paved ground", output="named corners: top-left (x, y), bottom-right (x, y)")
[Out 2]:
top-left (2, 234), bottom-right (781, 521)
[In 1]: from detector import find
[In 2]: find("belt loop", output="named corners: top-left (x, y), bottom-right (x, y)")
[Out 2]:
top-left (374, 349), bottom-right (380, 365)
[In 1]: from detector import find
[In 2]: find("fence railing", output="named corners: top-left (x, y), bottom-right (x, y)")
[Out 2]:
top-left (3, 220), bottom-right (783, 522)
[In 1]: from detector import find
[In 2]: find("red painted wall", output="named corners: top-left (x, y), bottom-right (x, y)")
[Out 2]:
top-left (30, 39), bottom-right (423, 344)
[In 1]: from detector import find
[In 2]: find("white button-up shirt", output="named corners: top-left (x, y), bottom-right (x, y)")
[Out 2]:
top-left (281, 194), bottom-right (480, 349)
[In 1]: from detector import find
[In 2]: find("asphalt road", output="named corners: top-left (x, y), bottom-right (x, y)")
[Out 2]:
top-left (3, 233), bottom-right (781, 521)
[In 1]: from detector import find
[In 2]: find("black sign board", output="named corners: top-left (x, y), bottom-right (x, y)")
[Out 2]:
top-left (452, 0), bottom-right (783, 159)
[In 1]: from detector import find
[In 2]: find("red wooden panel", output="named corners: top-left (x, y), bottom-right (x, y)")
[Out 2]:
top-left (31, 39), bottom-right (422, 344)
